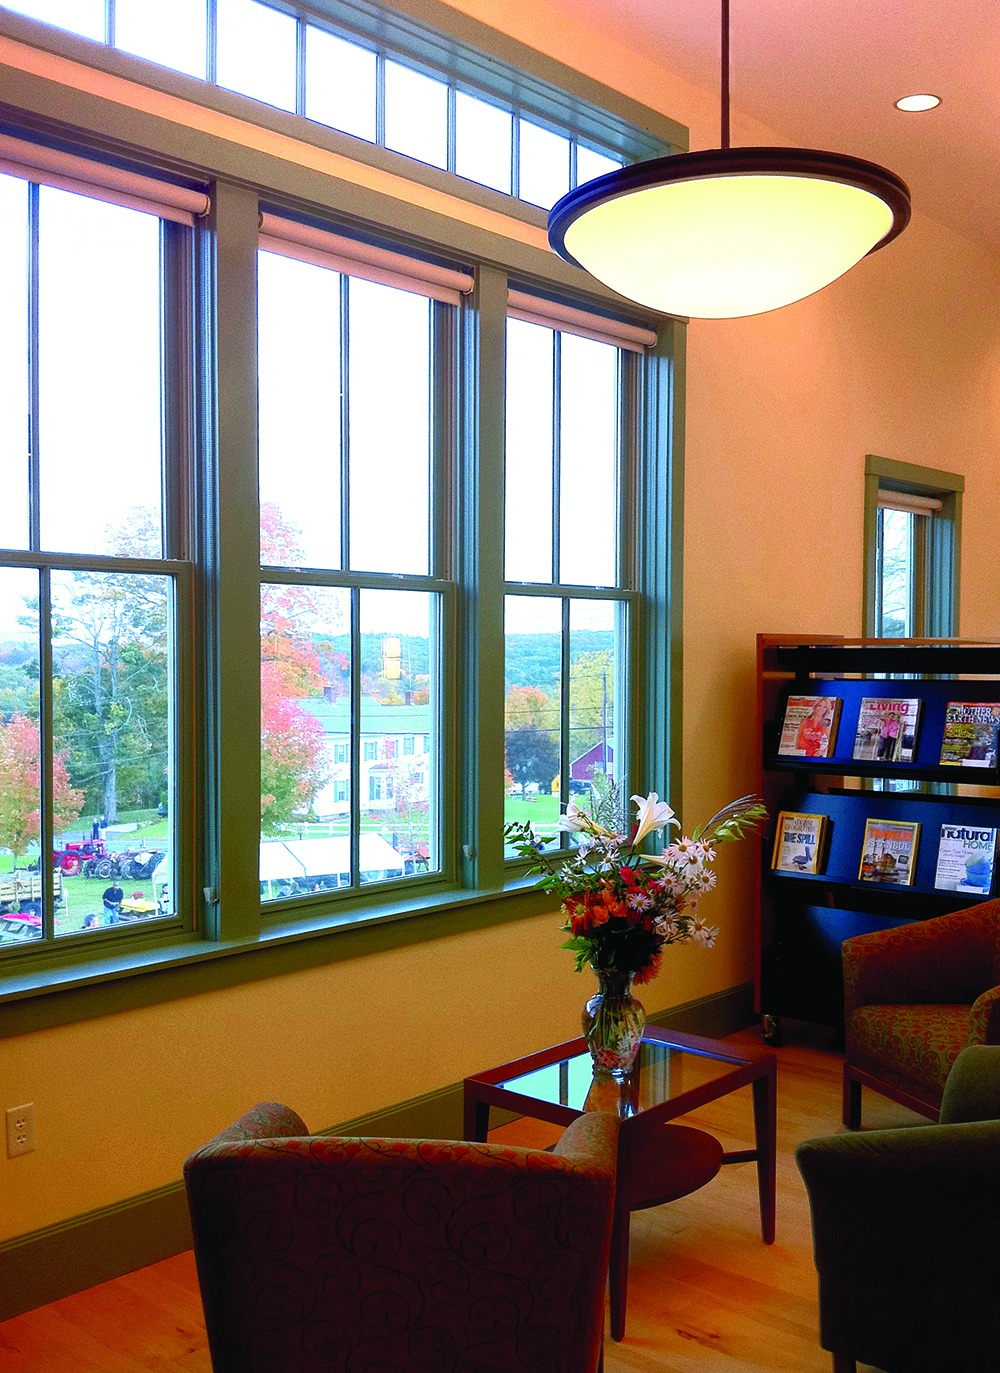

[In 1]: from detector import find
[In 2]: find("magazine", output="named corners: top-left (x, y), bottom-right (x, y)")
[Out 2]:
top-left (852, 697), bottom-right (922, 764)
top-left (939, 702), bottom-right (1000, 768)
top-left (771, 812), bottom-right (830, 875)
top-left (858, 819), bottom-right (920, 886)
top-left (933, 823), bottom-right (997, 894)
top-left (777, 695), bottom-right (842, 758)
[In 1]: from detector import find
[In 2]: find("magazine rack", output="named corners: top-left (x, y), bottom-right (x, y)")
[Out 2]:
top-left (756, 635), bottom-right (1000, 1044)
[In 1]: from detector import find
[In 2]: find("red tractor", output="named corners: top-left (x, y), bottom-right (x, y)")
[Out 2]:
top-left (53, 839), bottom-right (110, 876)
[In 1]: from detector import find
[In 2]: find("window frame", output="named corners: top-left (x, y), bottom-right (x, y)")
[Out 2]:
top-left (863, 454), bottom-right (963, 638)
top-left (0, 16), bottom-right (686, 1033)
top-left (0, 188), bottom-right (199, 974)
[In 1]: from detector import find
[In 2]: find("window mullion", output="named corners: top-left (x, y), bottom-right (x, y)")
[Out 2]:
top-left (340, 276), bottom-right (351, 569)
top-left (207, 0), bottom-right (218, 85)
top-left (459, 265), bottom-right (507, 891)
top-left (349, 586), bottom-right (361, 884)
top-left (551, 330), bottom-right (561, 583)
top-left (28, 182), bottom-right (40, 554)
top-left (559, 595), bottom-right (570, 838)
top-left (39, 567), bottom-right (55, 943)
top-left (208, 180), bottom-right (261, 942)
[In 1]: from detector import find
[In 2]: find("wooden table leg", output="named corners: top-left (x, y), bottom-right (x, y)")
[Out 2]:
top-left (463, 1094), bottom-right (490, 1142)
top-left (609, 1137), bottom-right (632, 1341)
top-left (752, 1063), bottom-right (776, 1244)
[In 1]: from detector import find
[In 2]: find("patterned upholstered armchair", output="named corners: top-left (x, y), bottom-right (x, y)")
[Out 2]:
top-left (184, 1102), bottom-right (619, 1373)
top-left (842, 898), bottom-right (1000, 1126)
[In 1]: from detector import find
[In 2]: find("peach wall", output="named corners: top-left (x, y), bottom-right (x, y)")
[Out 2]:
top-left (3, 0), bottom-right (1000, 1241)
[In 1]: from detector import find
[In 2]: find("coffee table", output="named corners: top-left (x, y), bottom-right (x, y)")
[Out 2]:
top-left (463, 1026), bottom-right (777, 1341)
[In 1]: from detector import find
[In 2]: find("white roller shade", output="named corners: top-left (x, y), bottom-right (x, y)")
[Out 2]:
top-left (258, 212), bottom-right (474, 305)
top-left (878, 490), bottom-right (943, 514)
top-left (506, 288), bottom-right (658, 352)
top-left (0, 133), bottom-right (210, 225)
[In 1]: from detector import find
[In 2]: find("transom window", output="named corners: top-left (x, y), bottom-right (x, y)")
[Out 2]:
top-left (6, 0), bottom-right (630, 210)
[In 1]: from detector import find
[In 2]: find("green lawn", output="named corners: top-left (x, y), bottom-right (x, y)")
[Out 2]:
top-left (503, 795), bottom-right (561, 828)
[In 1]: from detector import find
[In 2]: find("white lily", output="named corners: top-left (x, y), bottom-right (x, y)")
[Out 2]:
top-left (630, 792), bottom-right (679, 846)
top-left (553, 799), bottom-right (587, 832)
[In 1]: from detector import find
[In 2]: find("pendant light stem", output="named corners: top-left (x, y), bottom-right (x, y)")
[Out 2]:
top-left (720, 0), bottom-right (730, 149)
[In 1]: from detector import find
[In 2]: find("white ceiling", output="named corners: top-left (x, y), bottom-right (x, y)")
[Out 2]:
top-left (545, 0), bottom-right (1000, 254)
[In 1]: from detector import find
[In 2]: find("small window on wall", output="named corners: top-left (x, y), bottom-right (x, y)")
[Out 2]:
top-left (863, 456), bottom-right (963, 794)
top-left (864, 456), bottom-right (963, 640)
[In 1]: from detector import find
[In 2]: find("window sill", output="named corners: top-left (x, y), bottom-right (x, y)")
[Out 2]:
top-left (0, 875), bottom-right (555, 1037)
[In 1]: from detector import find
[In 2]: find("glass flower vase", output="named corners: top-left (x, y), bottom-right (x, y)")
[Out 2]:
top-left (582, 966), bottom-right (646, 1080)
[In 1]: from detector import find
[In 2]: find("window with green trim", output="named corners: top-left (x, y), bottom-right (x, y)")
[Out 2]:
top-left (0, 8), bottom-right (681, 1011)
top-left (0, 173), bottom-right (190, 952)
top-left (863, 455), bottom-right (963, 639)
top-left (503, 317), bottom-right (630, 847)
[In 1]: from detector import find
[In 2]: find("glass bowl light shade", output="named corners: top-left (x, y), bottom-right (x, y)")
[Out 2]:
top-left (548, 147), bottom-right (911, 319)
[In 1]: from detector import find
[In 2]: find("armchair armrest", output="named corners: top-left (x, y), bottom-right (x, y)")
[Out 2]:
top-left (843, 902), bottom-right (999, 1016)
top-left (184, 1101), bottom-right (307, 1158)
top-left (796, 1118), bottom-right (1000, 1370)
top-left (940, 1043), bottom-right (1000, 1123)
top-left (969, 985), bottom-right (1000, 1046)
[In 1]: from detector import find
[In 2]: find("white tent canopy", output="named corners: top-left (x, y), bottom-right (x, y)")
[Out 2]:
top-left (259, 834), bottom-right (406, 881)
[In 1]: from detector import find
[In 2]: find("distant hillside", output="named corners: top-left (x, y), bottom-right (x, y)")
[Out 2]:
top-left (505, 630), bottom-right (614, 693)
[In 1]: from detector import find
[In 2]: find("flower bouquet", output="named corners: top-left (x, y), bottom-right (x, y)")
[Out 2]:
top-left (505, 783), bottom-right (766, 1078)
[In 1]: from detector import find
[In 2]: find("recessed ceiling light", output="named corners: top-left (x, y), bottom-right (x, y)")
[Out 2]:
top-left (895, 94), bottom-right (941, 112)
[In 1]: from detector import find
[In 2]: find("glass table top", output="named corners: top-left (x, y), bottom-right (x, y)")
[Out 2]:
top-left (496, 1040), bottom-right (746, 1117)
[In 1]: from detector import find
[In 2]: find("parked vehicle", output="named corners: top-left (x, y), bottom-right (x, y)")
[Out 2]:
top-left (53, 839), bottom-right (109, 875)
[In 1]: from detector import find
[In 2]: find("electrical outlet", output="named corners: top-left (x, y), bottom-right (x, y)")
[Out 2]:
top-left (6, 1104), bottom-right (35, 1158)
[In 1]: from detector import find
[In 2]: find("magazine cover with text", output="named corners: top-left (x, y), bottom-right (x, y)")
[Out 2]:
top-left (777, 695), bottom-right (842, 759)
top-left (858, 819), bottom-right (920, 886)
top-left (939, 702), bottom-right (1000, 768)
top-left (771, 812), bottom-right (830, 875)
top-left (934, 823), bottom-right (997, 894)
top-left (852, 697), bottom-right (922, 763)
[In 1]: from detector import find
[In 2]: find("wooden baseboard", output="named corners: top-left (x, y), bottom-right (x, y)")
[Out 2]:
top-left (0, 982), bottom-right (756, 1320)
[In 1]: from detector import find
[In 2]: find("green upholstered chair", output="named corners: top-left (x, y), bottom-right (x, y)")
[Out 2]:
top-left (796, 1044), bottom-right (1000, 1373)
top-left (841, 899), bottom-right (1000, 1127)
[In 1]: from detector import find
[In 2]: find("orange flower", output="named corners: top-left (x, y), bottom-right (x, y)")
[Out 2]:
top-left (633, 953), bottom-right (662, 985)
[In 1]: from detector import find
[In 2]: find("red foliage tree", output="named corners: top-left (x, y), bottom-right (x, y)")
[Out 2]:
top-left (260, 664), bottom-right (330, 833)
top-left (0, 713), bottom-right (85, 864)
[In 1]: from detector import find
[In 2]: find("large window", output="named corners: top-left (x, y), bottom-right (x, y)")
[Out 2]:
top-left (0, 14), bottom-right (680, 1020)
top-left (0, 173), bottom-right (186, 953)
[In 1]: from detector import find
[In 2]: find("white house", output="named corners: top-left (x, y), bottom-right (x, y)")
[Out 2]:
top-left (293, 693), bottom-right (432, 818)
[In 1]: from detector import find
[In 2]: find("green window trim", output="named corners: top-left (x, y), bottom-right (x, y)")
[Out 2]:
top-left (0, 13), bottom-right (686, 1034)
top-left (863, 454), bottom-right (963, 638)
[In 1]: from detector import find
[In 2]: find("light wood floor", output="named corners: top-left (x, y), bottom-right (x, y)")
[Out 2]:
top-left (0, 1022), bottom-right (924, 1373)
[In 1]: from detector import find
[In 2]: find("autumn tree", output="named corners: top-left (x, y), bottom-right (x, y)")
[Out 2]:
top-left (504, 684), bottom-right (555, 732)
top-left (0, 714), bottom-right (84, 865)
top-left (261, 665), bottom-right (330, 833)
top-left (258, 504), bottom-right (341, 828)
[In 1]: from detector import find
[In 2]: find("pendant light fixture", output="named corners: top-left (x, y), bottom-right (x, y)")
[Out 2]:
top-left (547, 0), bottom-right (910, 319)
